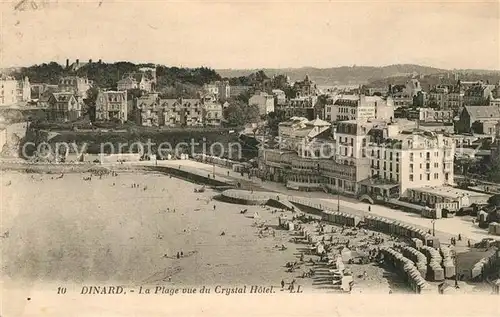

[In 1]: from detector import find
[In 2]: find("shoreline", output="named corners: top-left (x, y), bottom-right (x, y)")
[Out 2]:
top-left (1, 170), bottom-right (411, 294)
top-left (1, 170), bottom-right (496, 294)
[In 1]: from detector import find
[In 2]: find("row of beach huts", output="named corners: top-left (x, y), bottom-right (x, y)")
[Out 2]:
top-left (276, 200), bottom-right (499, 294)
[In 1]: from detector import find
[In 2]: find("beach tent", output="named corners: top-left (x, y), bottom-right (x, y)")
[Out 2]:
top-left (341, 276), bottom-right (353, 291)
top-left (316, 243), bottom-right (325, 255)
top-left (341, 247), bottom-right (352, 262)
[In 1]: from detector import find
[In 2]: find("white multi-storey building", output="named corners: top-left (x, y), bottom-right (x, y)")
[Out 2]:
top-left (332, 94), bottom-right (394, 122)
top-left (367, 131), bottom-right (455, 197)
top-left (0, 75), bottom-right (18, 106)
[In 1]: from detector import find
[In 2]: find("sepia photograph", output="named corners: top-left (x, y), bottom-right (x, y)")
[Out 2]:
top-left (0, 0), bottom-right (499, 316)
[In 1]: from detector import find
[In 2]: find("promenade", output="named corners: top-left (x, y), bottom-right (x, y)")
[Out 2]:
top-left (158, 159), bottom-right (497, 244)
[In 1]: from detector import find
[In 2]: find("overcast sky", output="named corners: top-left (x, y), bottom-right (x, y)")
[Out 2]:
top-left (0, 0), bottom-right (499, 70)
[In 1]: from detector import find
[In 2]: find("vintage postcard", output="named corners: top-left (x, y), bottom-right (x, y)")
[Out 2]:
top-left (0, 0), bottom-right (499, 316)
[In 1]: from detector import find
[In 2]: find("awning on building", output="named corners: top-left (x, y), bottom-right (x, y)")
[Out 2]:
top-left (358, 178), bottom-right (399, 190)
top-left (387, 198), bottom-right (429, 212)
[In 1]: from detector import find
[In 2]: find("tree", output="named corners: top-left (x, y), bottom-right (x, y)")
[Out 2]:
top-left (127, 88), bottom-right (144, 100)
top-left (488, 194), bottom-right (500, 207)
top-left (488, 156), bottom-right (500, 183)
top-left (223, 100), bottom-right (260, 126)
top-left (83, 87), bottom-right (99, 121)
top-left (15, 62), bottom-right (65, 84)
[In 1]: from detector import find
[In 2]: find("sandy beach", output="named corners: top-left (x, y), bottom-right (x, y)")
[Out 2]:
top-left (0, 170), bottom-right (413, 294)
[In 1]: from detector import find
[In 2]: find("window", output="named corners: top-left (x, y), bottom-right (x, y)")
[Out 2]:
top-left (410, 164), bottom-right (413, 173)
top-left (445, 173), bottom-right (449, 181)
top-left (435, 151), bottom-right (439, 157)
top-left (410, 153), bottom-right (414, 161)
top-left (420, 174), bottom-right (423, 180)
top-left (390, 173), bottom-right (393, 180)
top-left (426, 174), bottom-right (430, 181)
top-left (362, 139), bottom-right (366, 146)
top-left (390, 152), bottom-right (393, 160)
top-left (396, 165), bottom-right (399, 173)
top-left (410, 174), bottom-right (414, 181)
top-left (434, 173), bottom-right (439, 180)
top-left (426, 163), bottom-right (430, 170)
top-left (426, 152), bottom-right (430, 160)
top-left (434, 163), bottom-right (439, 168)
top-left (383, 162), bottom-right (386, 170)
top-left (396, 174), bottom-right (399, 182)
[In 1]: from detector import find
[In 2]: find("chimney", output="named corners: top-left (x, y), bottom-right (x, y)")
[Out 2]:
top-left (98, 59), bottom-right (102, 64)
top-left (89, 59), bottom-right (92, 64)
top-left (66, 59), bottom-right (69, 68)
top-left (76, 59), bottom-right (79, 66)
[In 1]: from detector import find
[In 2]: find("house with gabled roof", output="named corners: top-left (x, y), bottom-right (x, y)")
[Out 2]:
top-left (134, 93), bottom-right (161, 126)
top-left (95, 90), bottom-right (128, 123)
top-left (456, 106), bottom-right (500, 135)
top-left (47, 92), bottom-right (81, 122)
top-left (117, 77), bottom-right (138, 91)
top-left (164, 98), bottom-right (204, 127)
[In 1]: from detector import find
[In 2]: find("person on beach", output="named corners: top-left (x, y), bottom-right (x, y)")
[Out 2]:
top-left (227, 171), bottom-right (230, 176)
top-left (281, 280), bottom-right (285, 289)
top-left (213, 205), bottom-right (216, 210)
top-left (180, 251), bottom-right (184, 257)
top-left (177, 252), bottom-right (180, 259)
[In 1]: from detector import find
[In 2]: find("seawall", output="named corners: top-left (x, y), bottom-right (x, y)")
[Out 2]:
top-left (142, 165), bottom-right (235, 187)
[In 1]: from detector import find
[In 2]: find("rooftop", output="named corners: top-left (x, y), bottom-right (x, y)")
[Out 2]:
top-left (411, 186), bottom-right (491, 199)
top-left (305, 117), bottom-right (330, 127)
top-left (465, 106), bottom-right (500, 119)
top-left (51, 92), bottom-right (75, 102)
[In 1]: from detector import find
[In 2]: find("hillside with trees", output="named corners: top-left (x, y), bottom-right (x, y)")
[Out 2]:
top-left (10, 62), bottom-right (221, 91)
top-left (218, 64), bottom-right (448, 85)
